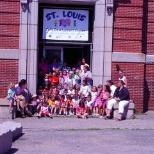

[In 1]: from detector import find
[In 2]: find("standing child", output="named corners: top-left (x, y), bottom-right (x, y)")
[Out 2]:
top-left (7, 83), bottom-right (16, 113)
top-left (101, 85), bottom-right (111, 118)
top-left (72, 94), bottom-right (80, 115)
top-left (94, 85), bottom-right (103, 116)
top-left (59, 71), bottom-right (64, 85)
top-left (68, 84), bottom-right (75, 98)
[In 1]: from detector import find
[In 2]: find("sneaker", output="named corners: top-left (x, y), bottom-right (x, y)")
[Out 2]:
top-left (38, 115), bottom-right (41, 119)
top-left (99, 116), bottom-right (103, 119)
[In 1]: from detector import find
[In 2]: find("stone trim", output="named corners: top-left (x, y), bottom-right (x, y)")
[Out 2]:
top-left (112, 52), bottom-right (145, 63)
top-left (0, 50), bottom-right (19, 60)
top-left (146, 55), bottom-right (154, 64)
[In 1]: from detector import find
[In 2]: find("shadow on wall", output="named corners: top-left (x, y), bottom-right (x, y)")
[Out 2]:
top-left (143, 65), bottom-right (150, 113)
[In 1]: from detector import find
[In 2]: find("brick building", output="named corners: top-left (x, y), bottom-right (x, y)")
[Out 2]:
top-left (0, 0), bottom-right (154, 112)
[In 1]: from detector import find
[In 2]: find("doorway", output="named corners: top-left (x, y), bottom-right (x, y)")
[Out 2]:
top-left (63, 46), bottom-right (90, 68)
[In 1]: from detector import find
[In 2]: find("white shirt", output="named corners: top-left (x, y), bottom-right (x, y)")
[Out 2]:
top-left (65, 78), bottom-right (75, 86)
top-left (86, 100), bottom-right (92, 107)
top-left (110, 85), bottom-right (117, 97)
top-left (79, 85), bottom-right (91, 97)
top-left (68, 89), bottom-right (75, 95)
top-left (72, 98), bottom-right (80, 108)
top-left (91, 91), bottom-right (98, 102)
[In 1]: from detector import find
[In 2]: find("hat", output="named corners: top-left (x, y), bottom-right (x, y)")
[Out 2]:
top-left (32, 94), bottom-right (37, 98)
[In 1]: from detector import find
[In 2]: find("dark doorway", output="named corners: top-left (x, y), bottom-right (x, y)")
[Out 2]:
top-left (63, 46), bottom-right (90, 68)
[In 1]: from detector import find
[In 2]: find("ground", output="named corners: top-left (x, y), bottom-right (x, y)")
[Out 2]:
top-left (0, 112), bottom-right (154, 154)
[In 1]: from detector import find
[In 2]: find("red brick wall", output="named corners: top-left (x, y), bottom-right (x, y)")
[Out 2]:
top-left (113, 0), bottom-right (143, 53)
top-left (0, 60), bottom-right (18, 98)
top-left (0, 0), bottom-right (20, 49)
top-left (147, 0), bottom-right (154, 54)
top-left (111, 62), bottom-right (144, 113)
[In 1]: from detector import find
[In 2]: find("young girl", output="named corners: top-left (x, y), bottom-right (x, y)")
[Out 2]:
top-left (101, 85), bottom-right (111, 118)
top-left (76, 100), bottom-right (88, 118)
top-left (48, 95), bottom-right (55, 115)
top-left (72, 94), bottom-right (80, 115)
top-left (91, 86), bottom-right (98, 105)
top-left (38, 99), bottom-right (52, 118)
top-left (86, 95), bottom-right (93, 115)
top-left (7, 83), bottom-right (16, 113)
top-left (59, 71), bottom-right (64, 85)
top-left (94, 85), bottom-right (103, 116)
top-left (63, 70), bottom-right (68, 83)
top-left (54, 96), bottom-right (60, 115)
top-left (59, 95), bottom-right (66, 115)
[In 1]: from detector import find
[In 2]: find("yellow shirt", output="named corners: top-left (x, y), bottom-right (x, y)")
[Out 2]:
top-left (48, 100), bottom-right (55, 106)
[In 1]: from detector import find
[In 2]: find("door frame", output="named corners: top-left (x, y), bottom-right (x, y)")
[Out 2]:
top-left (43, 46), bottom-right (63, 62)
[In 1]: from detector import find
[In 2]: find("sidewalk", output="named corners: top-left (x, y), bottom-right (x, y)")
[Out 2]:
top-left (1, 111), bottom-right (154, 130)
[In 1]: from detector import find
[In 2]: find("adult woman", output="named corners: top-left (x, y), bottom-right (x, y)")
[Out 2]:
top-left (118, 69), bottom-right (128, 87)
top-left (80, 65), bottom-right (93, 87)
top-left (49, 57), bottom-right (59, 73)
top-left (105, 80), bottom-right (130, 121)
top-left (80, 58), bottom-right (89, 72)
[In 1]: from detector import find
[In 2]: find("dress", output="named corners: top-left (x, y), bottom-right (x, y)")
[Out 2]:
top-left (94, 91), bottom-right (103, 107)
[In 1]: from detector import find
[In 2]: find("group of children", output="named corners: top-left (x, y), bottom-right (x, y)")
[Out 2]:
top-left (7, 67), bottom-right (115, 119)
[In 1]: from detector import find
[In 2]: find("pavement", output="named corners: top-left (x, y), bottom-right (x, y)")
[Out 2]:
top-left (0, 111), bottom-right (154, 154)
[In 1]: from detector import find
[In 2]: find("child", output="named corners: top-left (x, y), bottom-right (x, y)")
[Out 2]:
top-left (59, 95), bottom-right (66, 115)
top-left (63, 70), bottom-right (68, 83)
top-left (86, 95), bottom-right (93, 115)
top-left (28, 94), bottom-right (38, 115)
top-left (38, 99), bottom-right (52, 118)
top-left (57, 84), bottom-right (64, 95)
top-left (54, 96), bottom-right (60, 115)
top-left (91, 86), bottom-right (98, 104)
top-left (76, 100), bottom-right (88, 118)
top-left (94, 85), bottom-right (103, 116)
top-left (7, 83), bottom-right (16, 113)
top-left (48, 95), bottom-right (55, 115)
top-left (72, 94), bottom-right (80, 115)
top-left (64, 89), bottom-right (68, 101)
top-left (78, 80), bottom-right (91, 97)
top-left (101, 85), bottom-right (111, 118)
top-left (44, 74), bottom-right (49, 87)
top-left (66, 95), bottom-right (73, 115)
top-left (68, 84), bottom-right (75, 98)
top-left (59, 71), bottom-right (64, 85)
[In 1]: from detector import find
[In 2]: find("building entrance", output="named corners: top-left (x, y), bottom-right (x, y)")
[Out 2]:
top-left (43, 45), bottom-right (91, 69)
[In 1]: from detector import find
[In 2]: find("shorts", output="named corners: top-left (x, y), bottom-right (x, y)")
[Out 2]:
top-left (7, 98), bottom-right (14, 101)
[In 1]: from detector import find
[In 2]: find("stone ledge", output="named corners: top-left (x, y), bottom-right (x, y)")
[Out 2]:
top-left (113, 101), bottom-right (135, 119)
top-left (0, 121), bottom-right (22, 154)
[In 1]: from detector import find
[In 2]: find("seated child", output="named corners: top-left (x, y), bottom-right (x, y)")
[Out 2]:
top-left (7, 83), bottom-right (16, 113)
top-left (29, 94), bottom-right (38, 115)
top-left (38, 99), bottom-right (52, 118)
top-left (86, 95), bottom-right (93, 115)
top-left (59, 95), bottom-right (66, 115)
top-left (47, 95), bottom-right (55, 115)
top-left (66, 95), bottom-right (73, 115)
top-left (76, 100), bottom-right (88, 118)
top-left (54, 96), bottom-right (60, 115)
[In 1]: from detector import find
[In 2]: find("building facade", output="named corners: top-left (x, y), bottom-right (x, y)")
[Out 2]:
top-left (0, 0), bottom-right (154, 112)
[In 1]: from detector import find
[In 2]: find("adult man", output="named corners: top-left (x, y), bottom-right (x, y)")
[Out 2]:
top-left (105, 80), bottom-right (130, 121)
